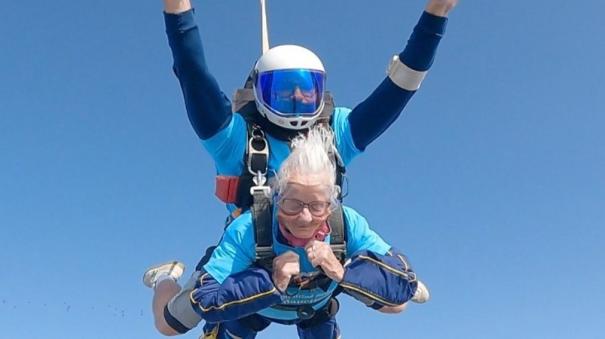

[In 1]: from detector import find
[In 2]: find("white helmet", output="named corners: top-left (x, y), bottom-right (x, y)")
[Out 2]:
top-left (253, 45), bottom-right (326, 130)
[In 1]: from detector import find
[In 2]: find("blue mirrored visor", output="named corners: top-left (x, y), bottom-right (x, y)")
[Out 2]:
top-left (255, 69), bottom-right (325, 116)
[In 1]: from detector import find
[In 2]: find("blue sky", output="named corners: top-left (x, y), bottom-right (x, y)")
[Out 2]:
top-left (1, 1), bottom-right (604, 338)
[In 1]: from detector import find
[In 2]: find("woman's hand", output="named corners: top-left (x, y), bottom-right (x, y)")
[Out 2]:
top-left (305, 240), bottom-right (345, 282)
top-left (272, 251), bottom-right (300, 293)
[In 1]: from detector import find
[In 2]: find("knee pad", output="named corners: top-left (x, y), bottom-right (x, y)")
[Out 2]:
top-left (164, 270), bottom-right (204, 333)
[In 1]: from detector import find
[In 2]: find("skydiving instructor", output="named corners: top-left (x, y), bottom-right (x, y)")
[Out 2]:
top-left (160, 0), bottom-right (458, 219)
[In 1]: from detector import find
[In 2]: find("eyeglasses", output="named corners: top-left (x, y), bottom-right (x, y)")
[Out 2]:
top-left (278, 198), bottom-right (331, 217)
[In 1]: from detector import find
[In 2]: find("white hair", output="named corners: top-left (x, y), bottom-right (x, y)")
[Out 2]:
top-left (273, 126), bottom-right (340, 205)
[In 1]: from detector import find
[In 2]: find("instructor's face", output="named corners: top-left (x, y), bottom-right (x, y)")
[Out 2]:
top-left (277, 176), bottom-right (332, 239)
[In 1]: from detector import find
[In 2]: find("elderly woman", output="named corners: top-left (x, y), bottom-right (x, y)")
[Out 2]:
top-left (144, 127), bottom-right (427, 338)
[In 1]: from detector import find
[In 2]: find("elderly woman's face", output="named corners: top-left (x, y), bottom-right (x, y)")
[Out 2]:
top-left (277, 176), bottom-right (333, 239)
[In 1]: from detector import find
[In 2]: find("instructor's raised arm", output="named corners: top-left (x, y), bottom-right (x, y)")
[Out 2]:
top-left (163, 0), bottom-right (233, 140)
top-left (347, 0), bottom-right (458, 151)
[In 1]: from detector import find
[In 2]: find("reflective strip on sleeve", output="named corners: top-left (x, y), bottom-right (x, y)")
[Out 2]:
top-left (387, 55), bottom-right (427, 91)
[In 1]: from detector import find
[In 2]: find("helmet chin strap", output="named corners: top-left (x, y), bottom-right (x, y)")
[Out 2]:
top-left (259, 0), bottom-right (270, 54)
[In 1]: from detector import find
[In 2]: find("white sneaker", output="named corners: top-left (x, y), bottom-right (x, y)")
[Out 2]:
top-left (411, 280), bottom-right (430, 304)
top-left (142, 261), bottom-right (185, 288)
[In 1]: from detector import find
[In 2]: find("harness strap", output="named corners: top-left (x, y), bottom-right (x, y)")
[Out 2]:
top-left (327, 205), bottom-right (347, 263)
top-left (235, 124), bottom-right (270, 209)
top-left (252, 190), bottom-right (274, 271)
top-left (247, 125), bottom-right (269, 176)
top-left (232, 72), bottom-right (255, 114)
top-left (327, 147), bottom-right (346, 201)
top-left (315, 91), bottom-right (335, 126)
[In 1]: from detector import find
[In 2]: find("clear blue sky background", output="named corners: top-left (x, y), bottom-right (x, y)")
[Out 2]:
top-left (1, 1), bottom-right (604, 338)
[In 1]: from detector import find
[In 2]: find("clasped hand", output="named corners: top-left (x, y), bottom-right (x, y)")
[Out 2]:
top-left (272, 240), bottom-right (344, 293)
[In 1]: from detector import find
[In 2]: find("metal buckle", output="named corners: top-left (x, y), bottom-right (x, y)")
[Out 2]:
top-left (247, 126), bottom-right (269, 176)
top-left (296, 305), bottom-right (316, 320)
top-left (255, 246), bottom-right (274, 262)
top-left (250, 171), bottom-right (271, 196)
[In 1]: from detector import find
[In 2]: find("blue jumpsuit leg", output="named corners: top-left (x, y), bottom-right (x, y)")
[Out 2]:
top-left (202, 321), bottom-right (256, 339)
top-left (203, 316), bottom-right (271, 339)
top-left (217, 319), bottom-right (259, 339)
top-left (296, 317), bottom-right (340, 339)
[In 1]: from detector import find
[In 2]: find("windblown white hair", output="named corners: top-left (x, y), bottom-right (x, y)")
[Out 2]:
top-left (273, 126), bottom-right (340, 205)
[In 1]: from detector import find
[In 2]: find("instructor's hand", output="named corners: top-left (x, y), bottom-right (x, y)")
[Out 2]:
top-left (164, 0), bottom-right (192, 14)
top-left (425, 0), bottom-right (458, 17)
top-left (272, 251), bottom-right (300, 293)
